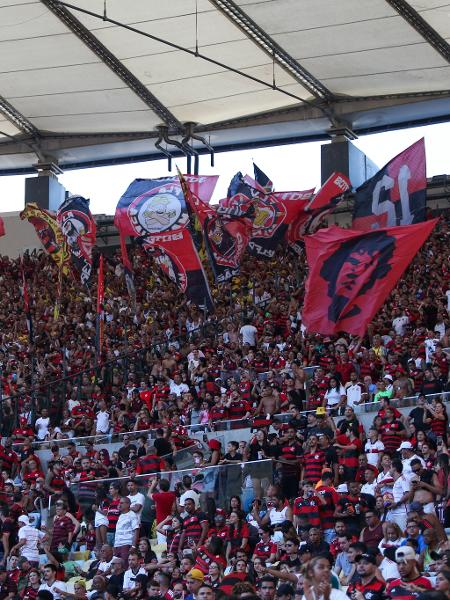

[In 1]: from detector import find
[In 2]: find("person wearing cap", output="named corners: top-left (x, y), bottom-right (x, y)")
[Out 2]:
top-left (399, 442), bottom-right (425, 481)
top-left (10, 514), bottom-right (46, 567)
top-left (208, 510), bottom-right (229, 541)
top-left (383, 373), bottom-right (395, 394)
top-left (386, 546), bottom-right (432, 600)
top-left (347, 552), bottom-right (385, 600)
top-left (185, 568), bottom-right (204, 600)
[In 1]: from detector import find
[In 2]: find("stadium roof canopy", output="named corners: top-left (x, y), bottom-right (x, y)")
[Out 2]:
top-left (0, 0), bottom-right (450, 175)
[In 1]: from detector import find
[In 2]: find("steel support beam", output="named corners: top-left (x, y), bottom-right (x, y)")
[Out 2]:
top-left (384, 0), bottom-right (450, 63)
top-left (209, 0), bottom-right (335, 102)
top-left (0, 95), bottom-right (40, 137)
top-left (40, 0), bottom-right (181, 130)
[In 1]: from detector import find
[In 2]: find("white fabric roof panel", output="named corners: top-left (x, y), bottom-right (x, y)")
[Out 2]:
top-left (0, 0), bottom-right (448, 173)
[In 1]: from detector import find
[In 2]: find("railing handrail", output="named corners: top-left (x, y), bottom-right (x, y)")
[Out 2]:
top-left (21, 390), bottom-right (449, 451)
top-left (68, 458), bottom-right (272, 486)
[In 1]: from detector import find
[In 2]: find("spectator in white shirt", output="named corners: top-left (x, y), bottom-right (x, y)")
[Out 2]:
top-left (360, 466), bottom-right (378, 497)
top-left (365, 428), bottom-right (385, 468)
top-left (399, 441), bottom-right (425, 481)
top-left (123, 551), bottom-right (146, 591)
top-left (97, 544), bottom-right (114, 577)
top-left (239, 319), bottom-right (257, 347)
top-left (386, 459), bottom-right (410, 532)
top-left (392, 310), bottom-right (409, 335)
top-left (11, 515), bottom-right (46, 565)
top-left (113, 497), bottom-right (140, 565)
top-left (169, 374), bottom-right (189, 397)
top-left (95, 400), bottom-right (110, 435)
top-left (39, 564), bottom-right (67, 600)
top-left (127, 480), bottom-right (145, 522)
top-left (344, 373), bottom-right (365, 408)
top-left (35, 408), bottom-right (50, 441)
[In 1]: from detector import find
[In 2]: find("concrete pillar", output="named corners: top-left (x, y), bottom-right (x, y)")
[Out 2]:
top-left (321, 136), bottom-right (378, 189)
top-left (24, 162), bottom-right (66, 212)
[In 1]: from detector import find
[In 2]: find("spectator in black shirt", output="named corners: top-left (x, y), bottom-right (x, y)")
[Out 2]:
top-left (108, 557), bottom-right (124, 589)
top-left (421, 369), bottom-right (443, 396)
top-left (307, 527), bottom-right (330, 557)
top-left (408, 394), bottom-right (432, 432)
top-left (117, 435), bottom-right (138, 463)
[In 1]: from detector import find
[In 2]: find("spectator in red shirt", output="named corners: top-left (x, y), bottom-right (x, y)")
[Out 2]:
top-left (148, 477), bottom-right (176, 544)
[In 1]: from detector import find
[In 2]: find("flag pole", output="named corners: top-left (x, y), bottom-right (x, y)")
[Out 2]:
top-left (20, 254), bottom-right (36, 422)
top-left (96, 254), bottom-right (104, 360)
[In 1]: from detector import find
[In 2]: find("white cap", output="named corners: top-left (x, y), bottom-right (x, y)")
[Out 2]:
top-left (18, 515), bottom-right (30, 525)
top-left (337, 484), bottom-right (348, 493)
top-left (399, 441), bottom-right (413, 450)
top-left (384, 374), bottom-right (393, 381)
top-left (395, 546), bottom-right (416, 563)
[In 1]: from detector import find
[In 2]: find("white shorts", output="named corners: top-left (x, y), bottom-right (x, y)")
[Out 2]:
top-left (95, 512), bottom-right (109, 528)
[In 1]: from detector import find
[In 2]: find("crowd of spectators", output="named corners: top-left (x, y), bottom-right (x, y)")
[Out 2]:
top-left (0, 217), bottom-right (448, 600)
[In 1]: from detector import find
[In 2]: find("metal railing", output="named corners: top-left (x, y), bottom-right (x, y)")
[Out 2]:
top-left (69, 458), bottom-right (274, 515)
top-left (20, 390), bottom-right (449, 460)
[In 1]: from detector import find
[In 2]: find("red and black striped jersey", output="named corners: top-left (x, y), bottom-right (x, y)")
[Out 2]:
top-left (302, 450), bottom-right (326, 483)
top-left (293, 495), bottom-right (321, 527)
top-left (182, 511), bottom-right (209, 546)
top-left (386, 576), bottom-right (431, 600)
top-left (348, 577), bottom-right (385, 600)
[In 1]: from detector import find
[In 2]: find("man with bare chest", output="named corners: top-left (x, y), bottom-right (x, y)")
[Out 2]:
top-left (255, 386), bottom-right (280, 418)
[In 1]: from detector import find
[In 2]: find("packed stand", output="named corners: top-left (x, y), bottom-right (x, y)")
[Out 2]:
top-left (0, 220), bottom-right (448, 600)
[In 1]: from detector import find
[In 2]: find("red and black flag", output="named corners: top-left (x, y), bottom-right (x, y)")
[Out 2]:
top-left (288, 172), bottom-right (351, 255)
top-left (182, 174), bottom-right (218, 204)
top-left (220, 172), bottom-right (258, 218)
top-left (302, 219), bottom-right (438, 336)
top-left (56, 195), bottom-right (96, 286)
top-left (180, 171), bottom-right (253, 283)
top-left (115, 177), bottom-right (213, 311)
top-left (253, 162), bottom-right (273, 193)
top-left (20, 203), bottom-right (70, 273)
top-left (0, 217), bottom-right (5, 237)
top-left (96, 254), bottom-right (105, 357)
top-left (248, 189), bottom-right (314, 259)
top-left (307, 172), bottom-right (351, 211)
top-left (352, 139), bottom-right (426, 230)
top-left (20, 256), bottom-right (33, 345)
